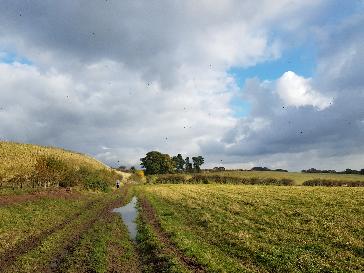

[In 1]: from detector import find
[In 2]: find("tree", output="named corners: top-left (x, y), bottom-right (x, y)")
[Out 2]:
top-left (185, 157), bottom-right (193, 173)
top-left (140, 151), bottom-right (175, 175)
top-left (117, 165), bottom-right (127, 171)
top-left (172, 154), bottom-right (185, 172)
top-left (192, 156), bottom-right (204, 172)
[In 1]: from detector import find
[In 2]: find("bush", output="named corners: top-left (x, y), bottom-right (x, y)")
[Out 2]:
top-left (151, 174), bottom-right (294, 186)
top-left (128, 171), bottom-right (146, 183)
top-left (32, 156), bottom-right (67, 188)
top-left (188, 175), bottom-right (209, 184)
top-left (81, 168), bottom-right (117, 192)
top-left (303, 179), bottom-right (364, 187)
top-left (58, 168), bottom-right (82, 188)
top-left (84, 175), bottom-right (110, 192)
top-left (32, 157), bottom-right (117, 191)
top-left (155, 174), bottom-right (188, 184)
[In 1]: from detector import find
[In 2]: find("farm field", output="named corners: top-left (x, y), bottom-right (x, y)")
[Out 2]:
top-left (0, 187), bottom-right (140, 273)
top-left (201, 171), bottom-right (364, 185)
top-left (135, 184), bottom-right (364, 273)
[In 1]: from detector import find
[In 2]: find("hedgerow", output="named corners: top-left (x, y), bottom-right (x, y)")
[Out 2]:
top-left (151, 174), bottom-right (294, 186)
top-left (303, 179), bottom-right (364, 187)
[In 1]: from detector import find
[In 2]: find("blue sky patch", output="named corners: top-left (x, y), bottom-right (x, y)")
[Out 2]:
top-left (0, 51), bottom-right (32, 65)
top-left (228, 43), bottom-right (317, 89)
top-left (228, 43), bottom-right (317, 118)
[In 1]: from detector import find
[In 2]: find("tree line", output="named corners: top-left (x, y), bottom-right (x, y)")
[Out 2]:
top-left (302, 168), bottom-right (364, 175)
top-left (140, 151), bottom-right (204, 175)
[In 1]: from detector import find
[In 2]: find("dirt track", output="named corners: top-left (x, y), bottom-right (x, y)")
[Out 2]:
top-left (139, 197), bottom-right (206, 273)
top-left (0, 198), bottom-right (96, 272)
top-left (0, 188), bottom-right (131, 273)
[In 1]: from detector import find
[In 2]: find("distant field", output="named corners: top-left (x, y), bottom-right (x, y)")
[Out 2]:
top-left (0, 141), bottom-right (108, 180)
top-left (136, 184), bottom-right (364, 272)
top-left (202, 170), bottom-right (364, 185)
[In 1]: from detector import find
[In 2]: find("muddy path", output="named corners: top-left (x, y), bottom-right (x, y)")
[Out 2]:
top-left (139, 196), bottom-right (207, 273)
top-left (0, 198), bottom-right (97, 272)
top-left (0, 186), bottom-right (132, 273)
top-left (46, 193), bottom-right (129, 273)
top-left (45, 185), bottom-right (141, 273)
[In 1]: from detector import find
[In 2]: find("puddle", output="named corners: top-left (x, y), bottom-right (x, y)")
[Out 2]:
top-left (113, 196), bottom-right (138, 241)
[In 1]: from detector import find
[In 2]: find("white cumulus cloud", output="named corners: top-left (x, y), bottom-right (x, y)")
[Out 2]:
top-left (276, 71), bottom-right (332, 110)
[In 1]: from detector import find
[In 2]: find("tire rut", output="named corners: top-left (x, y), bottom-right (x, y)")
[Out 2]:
top-left (139, 196), bottom-right (207, 273)
top-left (46, 187), bottom-right (130, 273)
top-left (0, 199), bottom-right (96, 273)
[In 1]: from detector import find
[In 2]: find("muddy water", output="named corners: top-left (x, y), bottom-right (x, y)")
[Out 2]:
top-left (113, 196), bottom-right (138, 241)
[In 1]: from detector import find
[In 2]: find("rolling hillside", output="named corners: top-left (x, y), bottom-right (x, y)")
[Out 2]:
top-left (0, 141), bottom-right (109, 180)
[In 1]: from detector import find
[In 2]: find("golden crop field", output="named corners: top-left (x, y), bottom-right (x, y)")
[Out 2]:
top-left (0, 141), bottom-right (108, 180)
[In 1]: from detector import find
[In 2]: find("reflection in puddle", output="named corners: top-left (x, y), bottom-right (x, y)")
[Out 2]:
top-left (113, 196), bottom-right (138, 241)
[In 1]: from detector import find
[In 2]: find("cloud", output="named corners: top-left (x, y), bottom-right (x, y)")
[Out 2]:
top-left (0, 60), bottom-right (236, 167)
top-left (205, 11), bottom-right (364, 170)
top-left (0, 0), bottom-right (363, 170)
top-left (276, 71), bottom-right (332, 110)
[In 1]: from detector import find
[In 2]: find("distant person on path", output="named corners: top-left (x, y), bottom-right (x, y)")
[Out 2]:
top-left (116, 180), bottom-right (120, 189)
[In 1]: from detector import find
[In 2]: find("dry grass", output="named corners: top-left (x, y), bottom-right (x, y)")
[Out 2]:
top-left (0, 141), bottom-right (108, 181)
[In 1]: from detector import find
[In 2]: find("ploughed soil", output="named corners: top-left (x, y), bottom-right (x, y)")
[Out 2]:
top-left (139, 196), bottom-right (206, 273)
top-left (0, 188), bottom-right (82, 206)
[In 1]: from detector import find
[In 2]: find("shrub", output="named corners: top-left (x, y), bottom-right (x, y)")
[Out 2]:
top-left (146, 175), bottom-right (158, 184)
top-left (152, 174), bottom-right (295, 186)
top-left (188, 175), bottom-right (209, 184)
top-left (280, 178), bottom-right (295, 186)
top-left (156, 174), bottom-right (188, 184)
top-left (303, 179), bottom-right (364, 187)
top-left (32, 156), bottom-right (67, 188)
top-left (58, 168), bottom-right (82, 188)
top-left (84, 175), bottom-right (110, 192)
top-left (81, 168), bottom-right (116, 192)
top-left (128, 171), bottom-right (146, 183)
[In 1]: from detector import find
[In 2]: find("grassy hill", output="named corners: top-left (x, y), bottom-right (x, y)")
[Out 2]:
top-left (0, 141), bottom-right (123, 192)
top-left (0, 141), bottom-right (108, 180)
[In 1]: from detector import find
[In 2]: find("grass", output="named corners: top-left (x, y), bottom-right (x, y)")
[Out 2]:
top-left (135, 184), bottom-right (364, 272)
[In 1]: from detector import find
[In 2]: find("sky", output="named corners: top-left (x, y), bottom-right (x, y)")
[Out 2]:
top-left (0, 0), bottom-right (364, 171)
